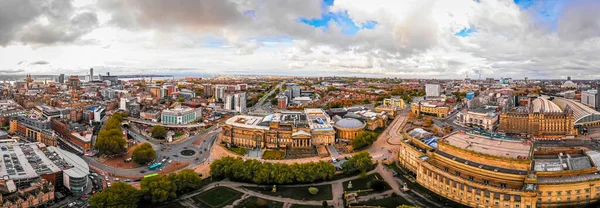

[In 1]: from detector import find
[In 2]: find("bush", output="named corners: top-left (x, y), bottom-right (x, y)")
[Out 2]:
top-left (308, 187), bottom-right (319, 195)
top-left (342, 152), bottom-right (375, 174)
top-left (368, 180), bottom-right (386, 191)
top-left (322, 201), bottom-right (328, 207)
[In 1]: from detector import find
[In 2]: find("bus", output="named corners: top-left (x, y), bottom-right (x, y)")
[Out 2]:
top-left (149, 162), bottom-right (162, 170)
top-left (144, 173), bottom-right (159, 178)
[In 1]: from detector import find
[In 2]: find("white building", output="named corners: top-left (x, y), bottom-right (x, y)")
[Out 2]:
top-left (93, 107), bottom-right (105, 122)
top-left (214, 85), bottom-right (227, 102)
top-left (224, 94), bottom-right (234, 111)
top-left (161, 107), bottom-right (202, 124)
top-left (461, 107), bottom-right (498, 131)
top-left (234, 92), bottom-right (247, 113)
top-left (582, 90), bottom-right (598, 109)
top-left (425, 84), bottom-right (441, 97)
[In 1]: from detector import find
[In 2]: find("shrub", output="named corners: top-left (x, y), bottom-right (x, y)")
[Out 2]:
top-left (308, 187), bottom-right (319, 195)
top-left (368, 180), bottom-right (386, 191)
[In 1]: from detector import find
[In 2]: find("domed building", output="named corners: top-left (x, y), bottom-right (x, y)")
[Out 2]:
top-left (334, 118), bottom-right (366, 141)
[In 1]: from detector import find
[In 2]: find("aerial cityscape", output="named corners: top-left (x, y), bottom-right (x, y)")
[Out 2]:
top-left (2, 0), bottom-right (600, 208)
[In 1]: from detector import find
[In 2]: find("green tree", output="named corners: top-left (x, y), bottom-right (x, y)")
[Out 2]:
top-left (169, 169), bottom-right (202, 193)
top-left (95, 114), bottom-right (127, 155)
top-left (342, 152), bottom-right (374, 174)
top-left (178, 97), bottom-right (185, 102)
top-left (351, 131), bottom-right (379, 150)
top-left (151, 125), bottom-right (167, 139)
top-left (308, 187), bottom-right (319, 195)
top-left (363, 98), bottom-right (370, 104)
top-left (132, 143), bottom-right (156, 164)
top-left (141, 175), bottom-right (177, 204)
top-left (89, 182), bottom-right (139, 208)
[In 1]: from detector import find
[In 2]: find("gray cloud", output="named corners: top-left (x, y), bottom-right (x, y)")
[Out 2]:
top-left (30, 60), bottom-right (49, 65)
top-left (0, 0), bottom-right (98, 46)
top-left (0, 69), bottom-right (25, 74)
top-left (558, 0), bottom-right (600, 41)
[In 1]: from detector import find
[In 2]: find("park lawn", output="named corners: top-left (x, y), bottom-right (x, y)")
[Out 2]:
top-left (228, 146), bottom-right (248, 155)
top-left (234, 196), bottom-right (284, 208)
top-left (173, 132), bottom-right (185, 138)
top-left (262, 150), bottom-right (285, 160)
top-left (244, 184), bottom-right (333, 201)
top-left (354, 194), bottom-right (412, 207)
top-left (342, 173), bottom-right (391, 193)
top-left (192, 187), bottom-right (243, 208)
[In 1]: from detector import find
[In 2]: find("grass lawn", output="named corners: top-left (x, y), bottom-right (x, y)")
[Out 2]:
top-left (173, 132), bottom-right (185, 138)
top-left (262, 150), bottom-right (285, 159)
top-left (228, 146), bottom-right (248, 155)
top-left (234, 196), bottom-right (284, 208)
top-left (244, 184), bottom-right (333, 201)
top-left (192, 187), bottom-right (243, 208)
top-left (354, 194), bottom-right (412, 207)
top-left (342, 173), bottom-right (391, 194)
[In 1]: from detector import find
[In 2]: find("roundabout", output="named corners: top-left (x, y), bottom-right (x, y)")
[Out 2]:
top-left (181, 149), bottom-right (196, 156)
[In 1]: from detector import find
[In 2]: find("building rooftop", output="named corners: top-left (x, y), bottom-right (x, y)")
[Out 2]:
top-left (533, 154), bottom-right (592, 172)
top-left (0, 143), bottom-right (61, 181)
top-left (334, 118), bottom-right (365, 129)
top-left (552, 97), bottom-right (600, 125)
top-left (45, 146), bottom-right (89, 178)
top-left (441, 132), bottom-right (531, 159)
top-left (226, 115), bottom-right (270, 130)
top-left (532, 97), bottom-right (562, 113)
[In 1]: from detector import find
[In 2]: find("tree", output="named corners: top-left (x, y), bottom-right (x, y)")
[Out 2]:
top-left (95, 114), bottom-right (127, 155)
top-left (308, 187), bottom-right (319, 195)
top-left (169, 169), bottom-right (202, 193)
top-left (141, 175), bottom-right (177, 204)
top-left (89, 182), bottom-right (139, 208)
top-left (363, 98), bottom-right (370, 104)
top-left (368, 180), bottom-right (386, 191)
top-left (342, 152), bottom-right (374, 174)
top-left (178, 97), bottom-right (185, 102)
top-left (132, 143), bottom-right (156, 164)
top-left (322, 201), bottom-right (328, 208)
top-left (351, 131), bottom-right (379, 150)
top-left (151, 125), bottom-right (167, 139)
top-left (423, 117), bottom-right (433, 127)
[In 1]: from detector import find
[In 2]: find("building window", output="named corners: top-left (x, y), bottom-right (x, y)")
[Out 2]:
top-left (547, 191), bottom-right (552, 196)
top-left (455, 171), bottom-right (460, 177)
top-left (567, 191), bottom-right (571, 195)
top-left (483, 180), bottom-right (489, 185)
top-left (500, 183), bottom-right (506, 188)
top-left (557, 191), bottom-right (562, 196)
top-left (469, 176), bottom-right (474, 181)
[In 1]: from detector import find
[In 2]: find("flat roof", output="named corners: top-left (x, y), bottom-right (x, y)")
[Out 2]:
top-left (441, 132), bottom-right (531, 159)
top-left (225, 115), bottom-right (269, 130)
top-left (46, 146), bottom-right (89, 178)
top-left (0, 143), bottom-right (61, 180)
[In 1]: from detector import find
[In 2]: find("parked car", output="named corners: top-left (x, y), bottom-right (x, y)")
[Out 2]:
top-left (168, 160), bottom-right (172, 164)
top-left (124, 179), bottom-right (131, 182)
top-left (173, 154), bottom-right (179, 157)
top-left (124, 158), bottom-right (132, 162)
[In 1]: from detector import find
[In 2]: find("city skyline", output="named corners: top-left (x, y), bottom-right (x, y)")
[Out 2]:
top-left (1, 0), bottom-right (600, 79)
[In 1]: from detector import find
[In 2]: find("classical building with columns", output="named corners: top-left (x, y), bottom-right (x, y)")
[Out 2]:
top-left (398, 129), bottom-right (600, 208)
top-left (220, 109), bottom-right (335, 149)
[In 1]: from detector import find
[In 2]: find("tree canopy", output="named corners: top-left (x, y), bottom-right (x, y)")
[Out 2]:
top-left (210, 157), bottom-right (335, 184)
top-left (169, 169), bottom-right (203, 193)
top-left (341, 152), bottom-right (374, 174)
top-left (151, 125), bottom-right (167, 139)
top-left (132, 143), bottom-right (156, 164)
top-left (95, 113), bottom-right (127, 155)
top-left (89, 182), bottom-right (139, 208)
top-left (351, 131), bottom-right (379, 150)
top-left (141, 174), bottom-right (177, 204)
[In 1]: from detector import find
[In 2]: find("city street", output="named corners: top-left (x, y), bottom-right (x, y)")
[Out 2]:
top-left (249, 81), bottom-right (284, 113)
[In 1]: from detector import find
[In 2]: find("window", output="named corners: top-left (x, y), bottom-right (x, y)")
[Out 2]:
top-left (577, 190), bottom-right (581, 194)
top-left (500, 183), bottom-right (507, 188)
top-left (455, 171), bottom-right (461, 177)
top-left (547, 191), bottom-right (552, 196)
top-left (567, 197), bottom-right (571, 201)
top-left (483, 180), bottom-right (489, 185)
top-left (469, 176), bottom-right (474, 181)
top-left (515, 204), bottom-right (520, 208)
top-left (547, 198), bottom-right (552, 203)
top-left (557, 191), bottom-right (562, 196)
top-left (586, 189), bottom-right (591, 193)
top-left (567, 191), bottom-right (571, 195)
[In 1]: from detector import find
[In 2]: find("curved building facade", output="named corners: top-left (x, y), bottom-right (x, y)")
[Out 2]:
top-left (333, 118), bottom-right (365, 141)
top-left (398, 130), bottom-right (600, 208)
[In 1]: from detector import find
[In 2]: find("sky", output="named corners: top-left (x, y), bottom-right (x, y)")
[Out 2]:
top-left (0, 0), bottom-right (600, 79)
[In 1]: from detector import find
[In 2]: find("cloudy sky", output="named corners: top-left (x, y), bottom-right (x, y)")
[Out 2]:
top-left (0, 0), bottom-right (599, 79)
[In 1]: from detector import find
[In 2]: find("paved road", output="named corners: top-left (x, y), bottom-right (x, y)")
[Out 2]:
top-left (84, 125), bottom-right (220, 178)
top-left (126, 117), bottom-right (207, 128)
top-left (249, 81), bottom-right (284, 113)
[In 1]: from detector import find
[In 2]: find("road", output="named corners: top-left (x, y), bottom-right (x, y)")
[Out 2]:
top-left (84, 125), bottom-right (220, 178)
top-left (249, 81), bottom-right (284, 113)
top-left (125, 117), bottom-right (207, 128)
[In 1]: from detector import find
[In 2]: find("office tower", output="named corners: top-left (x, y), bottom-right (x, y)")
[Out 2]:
top-left (215, 85), bottom-right (227, 102)
top-left (292, 85), bottom-right (301, 98)
top-left (59, 74), bottom-right (65, 84)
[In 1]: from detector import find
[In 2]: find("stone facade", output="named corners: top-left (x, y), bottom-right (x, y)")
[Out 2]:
top-left (498, 112), bottom-right (576, 137)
